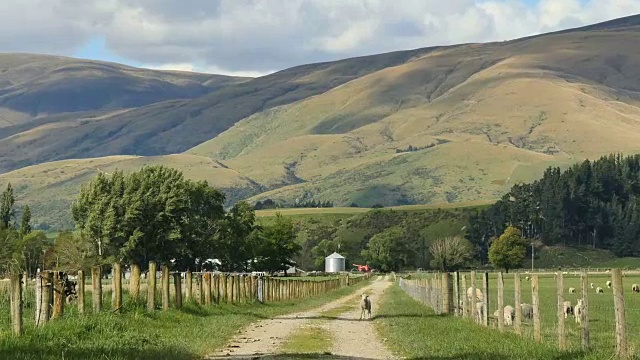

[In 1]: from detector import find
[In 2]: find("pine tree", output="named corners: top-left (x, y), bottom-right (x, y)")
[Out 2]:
top-left (0, 183), bottom-right (15, 229)
top-left (20, 205), bottom-right (31, 237)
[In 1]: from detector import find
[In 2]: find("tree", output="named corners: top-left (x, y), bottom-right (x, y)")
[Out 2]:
top-left (429, 236), bottom-right (473, 271)
top-left (361, 227), bottom-right (410, 272)
top-left (0, 183), bottom-right (15, 229)
top-left (488, 226), bottom-right (527, 273)
top-left (14, 230), bottom-right (49, 275)
top-left (254, 213), bottom-right (301, 275)
top-left (20, 205), bottom-right (32, 237)
top-left (214, 201), bottom-right (256, 272)
top-left (0, 227), bottom-right (19, 275)
top-left (51, 231), bottom-right (98, 272)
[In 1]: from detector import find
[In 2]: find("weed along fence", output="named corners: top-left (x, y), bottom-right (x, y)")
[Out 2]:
top-left (1, 261), bottom-right (369, 336)
top-left (399, 269), bottom-right (640, 358)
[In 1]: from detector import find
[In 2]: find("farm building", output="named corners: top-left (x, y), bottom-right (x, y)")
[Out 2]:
top-left (325, 252), bottom-right (345, 273)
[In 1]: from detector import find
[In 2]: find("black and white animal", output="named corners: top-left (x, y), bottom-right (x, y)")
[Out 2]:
top-left (563, 301), bottom-right (574, 318)
top-left (606, 281), bottom-right (612, 289)
top-left (632, 284), bottom-right (640, 293)
top-left (360, 294), bottom-right (372, 320)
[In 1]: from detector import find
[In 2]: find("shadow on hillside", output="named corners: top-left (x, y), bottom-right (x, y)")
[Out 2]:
top-left (205, 352), bottom-right (587, 360)
top-left (0, 345), bottom-right (195, 360)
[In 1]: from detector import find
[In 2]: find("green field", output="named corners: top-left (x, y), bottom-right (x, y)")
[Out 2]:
top-left (403, 271), bottom-right (640, 358)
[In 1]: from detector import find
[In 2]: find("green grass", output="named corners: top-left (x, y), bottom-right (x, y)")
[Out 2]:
top-left (523, 246), bottom-right (640, 269)
top-left (0, 279), bottom-right (371, 360)
top-left (376, 283), bottom-right (592, 360)
top-left (280, 323), bottom-right (333, 355)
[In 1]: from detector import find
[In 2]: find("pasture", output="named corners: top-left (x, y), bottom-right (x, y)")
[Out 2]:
top-left (404, 270), bottom-right (640, 358)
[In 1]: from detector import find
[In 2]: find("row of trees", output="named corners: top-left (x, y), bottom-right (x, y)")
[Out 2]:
top-left (253, 198), bottom-right (334, 210)
top-left (467, 154), bottom-right (640, 261)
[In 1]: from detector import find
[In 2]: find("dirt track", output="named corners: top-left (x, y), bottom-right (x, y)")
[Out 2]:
top-left (205, 275), bottom-right (397, 360)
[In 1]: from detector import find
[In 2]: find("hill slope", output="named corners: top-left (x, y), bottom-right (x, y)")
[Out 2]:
top-left (4, 15), bottom-right (640, 227)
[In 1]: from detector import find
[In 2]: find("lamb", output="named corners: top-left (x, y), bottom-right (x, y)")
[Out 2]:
top-left (632, 284), bottom-right (640, 293)
top-left (574, 299), bottom-right (585, 324)
top-left (467, 287), bottom-right (484, 302)
top-left (606, 281), bottom-right (612, 289)
top-left (563, 301), bottom-right (573, 318)
top-left (590, 283), bottom-right (594, 289)
top-left (360, 294), bottom-right (371, 320)
top-left (525, 276), bottom-right (530, 281)
top-left (596, 287), bottom-right (604, 293)
top-left (503, 305), bottom-right (515, 326)
top-left (475, 302), bottom-right (484, 323)
top-left (568, 287), bottom-right (576, 293)
top-left (520, 303), bottom-right (533, 320)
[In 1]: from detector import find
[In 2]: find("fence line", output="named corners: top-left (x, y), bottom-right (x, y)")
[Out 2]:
top-left (1, 262), bottom-right (370, 336)
top-left (399, 269), bottom-right (640, 358)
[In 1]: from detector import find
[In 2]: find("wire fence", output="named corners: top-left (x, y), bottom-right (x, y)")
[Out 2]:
top-left (399, 269), bottom-right (640, 358)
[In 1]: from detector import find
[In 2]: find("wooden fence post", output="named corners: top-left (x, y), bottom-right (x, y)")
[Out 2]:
top-left (482, 272), bottom-right (489, 326)
top-left (113, 263), bottom-right (122, 313)
top-left (470, 271), bottom-right (477, 322)
top-left (230, 275), bottom-right (235, 304)
top-left (77, 270), bottom-right (85, 314)
top-left (22, 271), bottom-right (28, 294)
top-left (454, 272), bottom-right (460, 316)
top-left (612, 268), bottom-right (627, 357)
top-left (185, 271), bottom-right (192, 302)
top-left (222, 274), bottom-right (228, 303)
top-left (51, 272), bottom-right (65, 320)
top-left (204, 273), bottom-right (212, 305)
top-left (514, 272), bottom-right (522, 335)
top-left (162, 265), bottom-right (170, 311)
top-left (580, 270), bottom-right (590, 350)
top-left (532, 274), bottom-right (541, 342)
top-left (497, 271), bottom-right (504, 332)
top-left (557, 272), bottom-right (566, 350)
top-left (35, 271), bottom-right (51, 326)
top-left (91, 266), bottom-right (102, 313)
top-left (213, 274), bottom-right (219, 304)
top-left (174, 273), bottom-right (182, 309)
top-left (461, 274), bottom-right (469, 319)
top-left (10, 274), bottom-right (23, 335)
top-left (197, 273), bottom-right (204, 305)
top-left (129, 264), bottom-right (141, 300)
top-left (441, 273), bottom-right (451, 314)
top-left (147, 261), bottom-right (157, 311)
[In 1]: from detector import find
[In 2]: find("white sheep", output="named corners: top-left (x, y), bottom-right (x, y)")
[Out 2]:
top-left (563, 300), bottom-right (573, 318)
top-left (520, 303), bottom-right (533, 320)
top-left (606, 281), bottom-right (612, 289)
top-left (475, 302), bottom-right (484, 323)
top-left (525, 276), bottom-right (530, 281)
top-left (568, 287), bottom-right (576, 293)
top-left (467, 287), bottom-right (484, 302)
top-left (360, 294), bottom-right (371, 320)
top-left (590, 283), bottom-right (594, 289)
top-left (574, 299), bottom-right (585, 324)
top-left (504, 305), bottom-right (515, 326)
top-left (596, 287), bottom-right (604, 293)
top-left (632, 284), bottom-right (640, 293)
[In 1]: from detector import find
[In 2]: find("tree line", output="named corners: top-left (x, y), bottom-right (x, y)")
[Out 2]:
top-left (253, 198), bottom-right (334, 210)
top-left (467, 153), bottom-right (640, 262)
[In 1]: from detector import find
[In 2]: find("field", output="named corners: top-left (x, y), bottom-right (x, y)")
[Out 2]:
top-left (404, 271), bottom-right (640, 358)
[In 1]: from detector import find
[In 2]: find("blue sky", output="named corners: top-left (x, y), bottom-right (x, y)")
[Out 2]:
top-left (2, 0), bottom-right (638, 76)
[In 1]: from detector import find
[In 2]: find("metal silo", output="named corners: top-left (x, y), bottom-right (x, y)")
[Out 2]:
top-left (325, 252), bottom-right (345, 273)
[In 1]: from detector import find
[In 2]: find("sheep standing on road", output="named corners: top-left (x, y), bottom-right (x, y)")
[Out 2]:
top-left (569, 287), bottom-right (576, 293)
top-left (521, 303), bottom-right (533, 320)
top-left (360, 294), bottom-right (371, 320)
top-left (596, 287), bottom-right (604, 293)
top-left (632, 284), bottom-right (640, 293)
top-left (606, 281), bottom-right (612, 289)
top-left (563, 301), bottom-right (574, 318)
top-left (574, 299), bottom-right (585, 324)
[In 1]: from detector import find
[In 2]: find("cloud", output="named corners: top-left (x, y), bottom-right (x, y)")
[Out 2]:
top-left (1, 0), bottom-right (639, 75)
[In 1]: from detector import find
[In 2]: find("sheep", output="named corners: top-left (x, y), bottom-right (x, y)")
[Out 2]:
top-left (574, 299), bottom-right (585, 324)
top-left (606, 281), bottom-right (612, 289)
top-left (504, 305), bottom-right (515, 326)
top-left (525, 276), bottom-right (530, 281)
top-left (596, 287), bottom-right (604, 293)
top-left (569, 287), bottom-right (576, 293)
top-left (467, 287), bottom-right (484, 302)
top-left (360, 294), bottom-right (371, 320)
top-left (590, 283), bottom-right (594, 289)
top-left (563, 301), bottom-right (573, 318)
top-left (632, 284), bottom-right (640, 293)
top-left (520, 303), bottom-right (533, 320)
top-left (475, 302), bottom-right (484, 323)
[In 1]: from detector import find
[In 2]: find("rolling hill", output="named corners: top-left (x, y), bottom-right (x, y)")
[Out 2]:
top-left (2, 14), bottom-right (640, 228)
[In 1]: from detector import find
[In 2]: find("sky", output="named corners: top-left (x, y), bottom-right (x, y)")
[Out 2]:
top-left (1, 0), bottom-right (639, 77)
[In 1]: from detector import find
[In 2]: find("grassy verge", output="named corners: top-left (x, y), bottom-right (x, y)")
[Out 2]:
top-left (0, 280), bottom-right (370, 360)
top-left (374, 284), bottom-right (595, 360)
top-left (280, 323), bottom-right (333, 355)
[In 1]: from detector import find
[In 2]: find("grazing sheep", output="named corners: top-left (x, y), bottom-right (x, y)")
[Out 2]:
top-left (563, 301), bottom-right (574, 318)
top-left (525, 276), bottom-right (530, 281)
top-left (569, 287), bottom-right (576, 293)
top-left (574, 299), bottom-right (585, 324)
top-left (475, 302), bottom-right (484, 323)
top-left (596, 287), bottom-right (604, 293)
top-left (590, 283), bottom-right (594, 289)
top-left (606, 281), bottom-right (612, 289)
top-left (520, 303), bottom-right (533, 320)
top-left (632, 284), bottom-right (640, 293)
top-left (504, 305), bottom-right (515, 326)
top-left (467, 287), bottom-right (484, 302)
top-left (360, 294), bottom-right (371, 320)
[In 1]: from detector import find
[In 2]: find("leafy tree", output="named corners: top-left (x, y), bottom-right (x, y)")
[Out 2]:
top-left (52, 231), bottom-right (98, 272)
top-left (312, 239), bottom-right (338, 268)
top-left (429, 236), bottom-right (473, 271)
top-left (215, 201), bottom-right (256, 272)
top-left (20, 205), bottom-right (32, 237)
top-left (0, 183), bottom-right (15, 229)
top-left (0, 227), bottom-right (19, 275)
top-left (361, 227), bottom-right (410, 272)
top-left (254, 214), bottom-right (301, 275)
top-left (14, 231), bottom-right (49, 275)
top-left (488, 226), bottom-right (527, 272)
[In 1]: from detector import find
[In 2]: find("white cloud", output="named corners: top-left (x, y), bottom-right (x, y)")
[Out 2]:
top-left (0, 0), bottom-right (639, 75)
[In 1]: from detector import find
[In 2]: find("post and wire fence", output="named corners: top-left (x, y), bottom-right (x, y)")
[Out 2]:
top-left (399, 269), bottom-right (640, 358)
